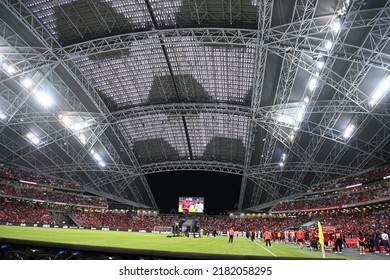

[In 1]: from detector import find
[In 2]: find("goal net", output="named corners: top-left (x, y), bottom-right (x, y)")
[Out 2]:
top-left (153, 226), bottom-right (172, 233)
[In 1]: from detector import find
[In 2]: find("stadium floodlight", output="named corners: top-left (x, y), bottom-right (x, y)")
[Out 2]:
top-left (26, 132), bottom-right (40, 145)
top-left (77, 134), bottom-right (87, 145)
top-left (71, 121), bottom-right (88, 132)
top-left (343, 124), bottom-right (355, 139)
top-left (0, 111), bottom-right (6, 120)
top-left (316, 60), bottom-right (324, 70)
top-left (324, 40), bottom-right (333, 51)
top-left (93, 153), bottom-right (102, 161)
top-left (308, 78), bottom-right (318, 91)
top-left (279, 152), bottom-right (287, 167)
top-left (3, 63), bottom-right (17, 75)
top-left (296, 106), bottom-right (306, 122)
top-left (60, 115), bottom-right (72, 128)
top-left (98, 160), bottom-right (106, 167)
top-left (332, 19), bottom-right (341, 33)
top-left (34, 89), bottom-right (54, 108)
top-left (303, 96), bottom-right (310, 103)
top-left (370, 76), bottom-right (390, 105)
top-left (21, 77), bottom-right (34, 89)
top-left (276, 115), bottom-right (294, 125)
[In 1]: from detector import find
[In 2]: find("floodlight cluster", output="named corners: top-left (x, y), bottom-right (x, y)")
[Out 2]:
top-left (90, 149), bottom-right (106, 167)
top-left (0, 110), bottom-right (6, 120)
top-left (1, 53), bottom-right (19, 76)
top-left (1, 50), bottom-right (56, 147)
top-left (1, 36), bottom-right (104, 168)
top-left (26, 131), bottom-right (40, 146)
top-left (279, 153), bottom-right (286, 167)
top-left (343, 124), bottom-right (355, 139)
top-left (370, 76), bottom-right (390, 106)
top-left (59, 114), bottom-right (90, 146)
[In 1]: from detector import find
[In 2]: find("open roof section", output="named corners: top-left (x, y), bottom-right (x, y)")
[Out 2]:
top-left (0, 0), bottom-right (389, 211)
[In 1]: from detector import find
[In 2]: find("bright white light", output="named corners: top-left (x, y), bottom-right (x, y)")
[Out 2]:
top-left (61, 116), bottom-right (72, 128)
top-left (332, 20), bottom-right (341, 33)
top-left (26, 132), bottom-right (34, 139)
top-left (289, 134), bottom-right (295, 141)
top-left (93, 153), bottom-right (101, 161)
top-left (370, 76), bottom-right (390, 105)
top-left (281, 153), bottom-right (286, 161)
top-left (316, 60), bottom-right (324, 69)
top-left (324, 40), bottom-right (333, 50)
top-left (21, 77), bottom-right (34, 89)
top-left (308, 78), bottom-right (318, 91)
top-left (0, 111), bottom-right (6, 120)
top-left (277, 115), bottom-right (294, 125)
top-left (35, 90), bottom-right (54, 107)
top-left (297, 108), bottom-right (305, 122)
top-left (90, 149), bottom-right (95, 155)
top-left (72, 122), bottom-right (86, 132)
top-left (4, 64), bottom-right (17, 75)
top-left (378, 77), bottom-right (390, 92)
top-left (279, 162), bottom-right (284, 167)
top-left (98, 161), bottom-right (106, 167)
top-left (26, 132), bottom-right (40, 145)
top-left (78, 134), bottom-right (86, 145)
top-left (304, 97), bottom-right (310, 103)
top-left (370, 90), bottom-right (383, 105)
top-left (343, 125), bottom-right (355, 139)
top-left (31, 137), bottom-right (40, 145)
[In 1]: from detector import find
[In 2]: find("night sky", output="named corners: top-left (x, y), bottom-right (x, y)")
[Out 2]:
top-left (146, 171), bottom-right (242, 215)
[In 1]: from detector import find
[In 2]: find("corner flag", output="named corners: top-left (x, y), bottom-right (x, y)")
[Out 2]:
top-left (317, 221), bottom-right (324, 247)
top-left (318, 221), bottom-right (326, 258)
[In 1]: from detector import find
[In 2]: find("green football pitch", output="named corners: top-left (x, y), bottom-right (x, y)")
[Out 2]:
top-left (0, 225), bottom-right (350, 259)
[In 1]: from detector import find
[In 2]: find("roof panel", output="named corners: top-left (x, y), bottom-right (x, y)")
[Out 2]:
top-left (71, 40), bottom-right (173, 108)
top-left (23, 0), bottom-right (152, 43)
top-left (165, 40), bottom-right (256, 104)
top-left (119, 114), bottom-right (189, 161)
top-left (186, 113), bottom-right (250, 163)
top-left (150, 0), bottom-right (259, 28)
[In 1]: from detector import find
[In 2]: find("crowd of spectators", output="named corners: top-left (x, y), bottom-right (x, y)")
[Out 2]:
top-left (0, 182), bottom-right (107, 208)
top-left (198, 215), bottom-right (308, 233)
top-left (0, 165), bottom-right (82, 191)
top-left (314, 210), bottom-right (390, 239)
top-left (0, 197), bottom-right (55, 225)
top-left (272, 180), bottom-right (390, 212)
top-left (307, 164), bottom-right (390, 193)
top-left (71, 211), bottom-right (179, 230)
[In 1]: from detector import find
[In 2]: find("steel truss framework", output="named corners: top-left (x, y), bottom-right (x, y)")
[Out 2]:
top-left (0, 0), bottom-right (389, 210)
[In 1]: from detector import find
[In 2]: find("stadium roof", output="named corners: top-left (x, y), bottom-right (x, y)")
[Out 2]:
top-left (0, 0), bottom-right (389, 211)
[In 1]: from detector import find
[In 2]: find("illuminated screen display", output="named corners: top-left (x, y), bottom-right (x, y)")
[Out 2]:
top-left (178, 197), bottom-right (205, 213)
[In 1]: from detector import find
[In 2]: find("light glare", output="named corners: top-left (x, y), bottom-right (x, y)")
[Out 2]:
top-left (308, 78), bottom-right (318, 91)
top-left (35, 90), bottom-right (54, 107)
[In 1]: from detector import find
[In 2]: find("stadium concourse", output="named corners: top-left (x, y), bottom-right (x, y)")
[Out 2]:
top-left (0, 0), bottom-right (390, 260)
